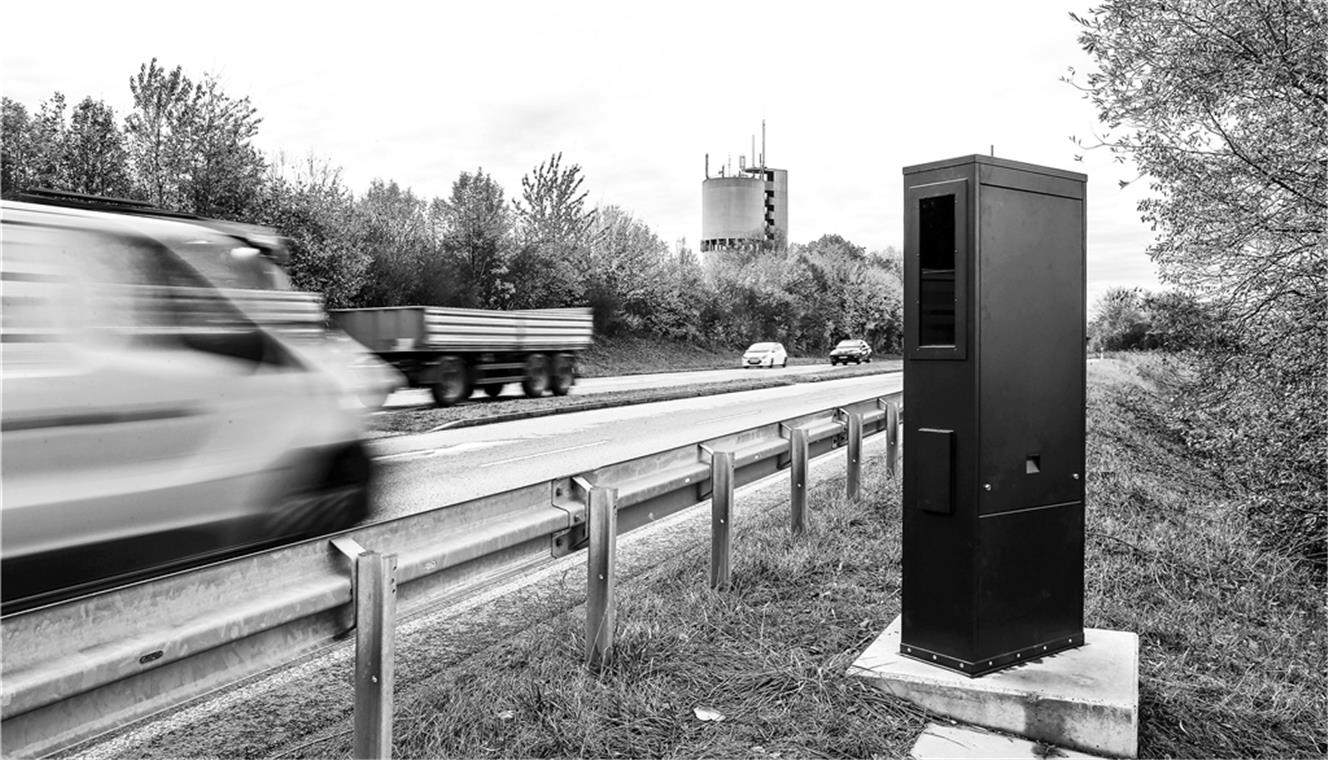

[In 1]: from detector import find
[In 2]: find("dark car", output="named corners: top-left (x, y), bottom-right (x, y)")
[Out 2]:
top-left (829, 339), bottom-right (872, 365)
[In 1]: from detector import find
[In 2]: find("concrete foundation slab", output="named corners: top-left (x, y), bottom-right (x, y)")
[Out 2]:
top-left (849, 615), bottom-right (1138, 758)
top-left (910, 723), bottom-right (1107, 759)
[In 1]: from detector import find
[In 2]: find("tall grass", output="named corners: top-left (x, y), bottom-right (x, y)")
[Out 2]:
top-left (384, 473), bottom-right (929, 759)
top-left (1084, 356), bottom-right (1325, 758)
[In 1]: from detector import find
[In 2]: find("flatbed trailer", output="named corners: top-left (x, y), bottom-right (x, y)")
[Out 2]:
top-left (329, 306), bottom-right (594, 406)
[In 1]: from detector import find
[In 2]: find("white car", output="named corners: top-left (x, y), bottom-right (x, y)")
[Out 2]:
top-left (742, 341), bottom-right (788, 369)
top-left (1, 197), bottom-right (375, 611)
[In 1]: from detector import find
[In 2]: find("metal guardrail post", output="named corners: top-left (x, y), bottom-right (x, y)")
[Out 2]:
top-left (846, 411), bottom-right (863, 500)
top-left (886, 401), bottom-right (900, 479)
top-left (353, 550), bottom-right (398, 760)
top-left (790, 426), bottom-right (809, 534)
top-left (710, 450), bottom-right (735, 590)
top-left (585, 486), bottom-right (618, 669)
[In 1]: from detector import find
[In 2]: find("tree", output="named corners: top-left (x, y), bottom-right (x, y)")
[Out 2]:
top-left (1070, 1), bottom-right (1325, 330)
top-left (582, 205), bottom-right (670, 334)
top-left (854, 263), bottom-right (904, 354)
top-left (1140, 290), bottom-right (1211, 351)
top-left (18, 93), bottom-right (73, 191)
top-left (513, 152), bottom-right (594, 246)
top-left (871, 246), bottom-right (904, 278)
top-left (1071, 0), bottom-right (1327, 564)
top-left (125, 59), bottom-right (265, 217)
top-left (1088, 287), bottom-right (1151, 351)
top-left (806, 233), bottom-right (866, 262)
top-left (440, 168), bottom-right (514, 309)
top-left (644, 239), bottom-right (715, 342)
top-left (1, 97), bottom-right (35, 193)
top-left (255, 154), bottom-right (370, 308)
top-left (694, 230), bottom-right (903, 353)
top-left (181, 76), bottom-right (265, 218)
top-left (125, 59), bottom-right (195, 208)
top-left (1088, 288), bottom-right (1216, 352)
top-left (507, 153), bottom-right (595, 308)
top-left (65, 97), bottom-right (131, 197)
top-left (505, 241), bottom-right (585, 309)
top-left (3, 94), bottom-right (132, 199)
top-left (779, 234), bottom-right (903, 353)
top-left (353, 179), bottom-right (436, 306)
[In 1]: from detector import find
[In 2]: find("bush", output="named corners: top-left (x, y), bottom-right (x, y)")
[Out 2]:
top-left (1147, 345), bottom-right (1326, 570)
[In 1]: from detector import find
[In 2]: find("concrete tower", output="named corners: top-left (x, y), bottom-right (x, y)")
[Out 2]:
top-left (701, 122), bottom-right (788, 252)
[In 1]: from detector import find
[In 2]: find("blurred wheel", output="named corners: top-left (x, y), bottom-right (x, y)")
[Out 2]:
top-left (357, 389), bottom-right (388, 409)
top-left (523, 354), bottom-right (550, 397)
top-left (550, 353), bottom-right (574, 396)
top-left (430, 356), bottom-right (470, 407)
top-left (268, 444), bottom-right (372, 537)
top-left (483, 383), bottom-right (505, 398)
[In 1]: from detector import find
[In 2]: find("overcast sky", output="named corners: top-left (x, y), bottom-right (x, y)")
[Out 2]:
top-left (2, 1), bottom-right (1163, 308)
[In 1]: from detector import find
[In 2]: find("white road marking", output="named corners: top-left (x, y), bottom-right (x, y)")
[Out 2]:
top-left (376, 440), bottom-right (513, 463)
top-left (480, 439), bottom-right (609, 467)
top-left (376, 449), bottom-right (439, 463)
top-left (707, 410), bottom-right (758, 422)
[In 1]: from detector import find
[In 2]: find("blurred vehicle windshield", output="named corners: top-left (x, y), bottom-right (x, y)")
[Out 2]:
top-left (747, 342), bottom-right (777, 352)
top-left (171, 236), bottom-right (294, 291)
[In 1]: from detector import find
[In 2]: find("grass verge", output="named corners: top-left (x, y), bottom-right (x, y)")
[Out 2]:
top-left (577, 335), bottom-right (745, 377)
top-left (384, 456), bottom-right (926, 759)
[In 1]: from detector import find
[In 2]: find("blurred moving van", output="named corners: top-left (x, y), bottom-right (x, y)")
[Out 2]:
top-left (160, 216), bottom-right (402, 408)
top-left (1, 196), bottom-right (375, 611)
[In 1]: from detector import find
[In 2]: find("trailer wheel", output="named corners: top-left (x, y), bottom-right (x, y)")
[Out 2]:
top-left (430, 356), bottom-right (470, 407)
top-left (550, 353), bottom-right (574, 396)
top-left (522, 354), bottom-right (549, 398)
top-left (483, 383), bottom-right (505, 398)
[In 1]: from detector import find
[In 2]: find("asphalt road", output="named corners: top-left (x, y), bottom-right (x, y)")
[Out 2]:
top-left (381, 361), bottom-right (877, 408)
top-left (367, 371), bottom-right (904, 521)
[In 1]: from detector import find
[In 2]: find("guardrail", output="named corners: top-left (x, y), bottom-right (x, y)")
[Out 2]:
top-left (1, 391), bottom-right (903, 758)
